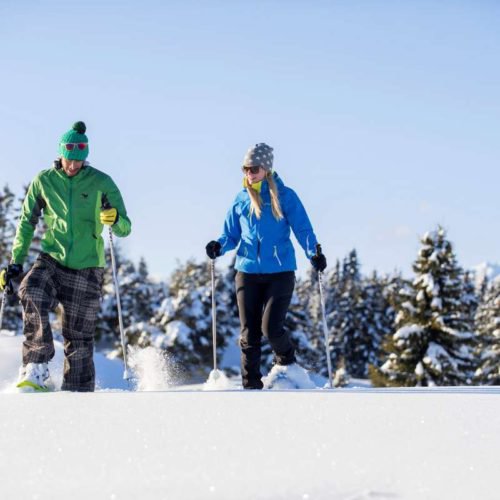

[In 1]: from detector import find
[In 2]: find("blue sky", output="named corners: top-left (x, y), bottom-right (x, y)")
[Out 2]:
top-left (0, 0), bottom-right (498, 279)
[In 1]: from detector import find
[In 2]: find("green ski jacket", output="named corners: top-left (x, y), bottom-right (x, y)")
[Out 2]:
top-left (12, 162), bottom-right (132, 269)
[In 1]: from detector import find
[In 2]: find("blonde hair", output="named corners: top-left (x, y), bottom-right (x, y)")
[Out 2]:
top-left (247, 171), bottom-right (283, 221)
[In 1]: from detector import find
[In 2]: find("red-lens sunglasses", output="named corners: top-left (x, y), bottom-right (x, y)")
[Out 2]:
top-left (62, 142), bottom-right (88, 151)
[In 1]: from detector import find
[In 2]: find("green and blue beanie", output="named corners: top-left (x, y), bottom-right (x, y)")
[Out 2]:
top-left (59, 121), bottom-right (89, 161)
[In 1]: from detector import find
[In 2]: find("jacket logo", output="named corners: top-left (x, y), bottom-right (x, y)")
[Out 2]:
top-left (81, 193), bottom-right (89, 199)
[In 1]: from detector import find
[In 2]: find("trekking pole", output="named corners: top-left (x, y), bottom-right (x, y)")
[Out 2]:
top-left (316, 244), bottom-right (333, 389)
top-left (0, 292), bottom-right (6, 332)
top-left (102, 199), bottom-right (130, 382)
top-left (209, 259), bottom-right (219, 380)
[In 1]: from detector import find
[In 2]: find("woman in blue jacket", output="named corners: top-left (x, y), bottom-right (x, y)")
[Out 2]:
top-left (206, 143), bottom-right (326, 389)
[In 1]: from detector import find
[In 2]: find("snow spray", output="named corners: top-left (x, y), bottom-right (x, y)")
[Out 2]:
top-left (128, 346), bottom-right (179, 391)
top-left (203, 369), bottom-right (231, 391)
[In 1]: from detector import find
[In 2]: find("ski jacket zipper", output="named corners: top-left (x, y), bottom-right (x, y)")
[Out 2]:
top-left (67, 177), bottom-right (73, 266)
top-left (273, 245), bottom-right (282, 266)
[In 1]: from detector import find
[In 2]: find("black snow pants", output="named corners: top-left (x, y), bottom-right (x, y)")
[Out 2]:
top-left (18, 253), bottom-right (104, 392)
top-left (235, 271), bottom-right (296, 389)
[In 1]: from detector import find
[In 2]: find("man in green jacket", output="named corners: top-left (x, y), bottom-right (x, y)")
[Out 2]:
top-left (0, 121), bottom-right (131, 392)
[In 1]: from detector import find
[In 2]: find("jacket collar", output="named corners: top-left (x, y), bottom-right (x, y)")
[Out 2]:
top-left (242, 171), bottom-right (284, 195)
top-left (53, 159), bottom-right (90, 171)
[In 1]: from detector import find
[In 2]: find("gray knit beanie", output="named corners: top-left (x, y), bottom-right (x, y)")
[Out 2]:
top-left (242, 143), bottom-right (274, 171)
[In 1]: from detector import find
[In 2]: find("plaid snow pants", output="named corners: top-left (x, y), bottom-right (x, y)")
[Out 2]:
top-left (18, 253), bottom-right (104, 392)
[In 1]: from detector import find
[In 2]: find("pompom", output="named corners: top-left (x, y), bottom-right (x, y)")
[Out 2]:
top-left (72, 121), bottom-right (86, 134)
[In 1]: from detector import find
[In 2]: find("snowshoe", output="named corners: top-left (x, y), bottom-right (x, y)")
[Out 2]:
top-left (263, 363), bottom-right (317, 390)
top-left (16, 363), bottom-right (54, 392)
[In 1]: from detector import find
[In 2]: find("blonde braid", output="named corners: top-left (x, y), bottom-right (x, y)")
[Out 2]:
top-left (247, 184), bottom-right (262, 220)
top-left (267, 171), bottom-right (284, 221)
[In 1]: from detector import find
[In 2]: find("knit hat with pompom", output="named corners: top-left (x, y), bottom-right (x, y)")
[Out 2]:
top-left (59, 121), bottom-right (89, 161)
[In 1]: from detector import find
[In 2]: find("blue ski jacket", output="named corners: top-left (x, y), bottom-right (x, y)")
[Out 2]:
top-left (217, 173), bottom-right (318, 274)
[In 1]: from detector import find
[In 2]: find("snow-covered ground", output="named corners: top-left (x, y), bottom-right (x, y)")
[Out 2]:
top-left (1, 332), bottom-right (499, 500)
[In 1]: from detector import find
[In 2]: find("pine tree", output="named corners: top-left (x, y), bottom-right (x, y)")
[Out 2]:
top-left (367, 271), bottom-right (410, 375)
top-left (121, 260), bottom-right (155, 327)
top-left (120, 258), bottom-right (164, 349)
top-left (462, 271), bottom-right (479, 330)
top-left (476, 274), bottom-right (489, 305)
top-left (384, 272), bottom-right (412, 314)
top-left (371, 227), bottom-right (476, 387)
top-left (474, 279), bottom-right (500, 385)
top-left (360, 272), bottom-right (395, 372)
top-left (335, 250), bottom-right (366, 378)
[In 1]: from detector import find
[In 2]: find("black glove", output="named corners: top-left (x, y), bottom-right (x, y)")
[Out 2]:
top-left (311, 245), bottom-right (327, 272)
top-left (0, 263), bottom-right (23, 294)
top-left (205, 240), bottom-right (222, 260)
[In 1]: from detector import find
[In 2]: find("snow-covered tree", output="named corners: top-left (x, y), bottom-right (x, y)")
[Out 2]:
top-left (372, 227), bottom-right (476, 387)
top-left (462, 271), bottom-right (479, 330)
top-left (474, 279), bottom-right (500, 385)
top-left (121, 259), bottom-right (157, 327)
top-left (121, 258), bottom-right (167, 348)
top-left (334, 250), bottom-right (367, 378)
top-left (360, 271), bottom-right (395, 371)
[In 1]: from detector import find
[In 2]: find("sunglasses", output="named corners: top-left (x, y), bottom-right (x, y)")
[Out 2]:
top-left (242, 165), bottom-right (262, 174)
top-left (61, 142), bottom-right (88, 151)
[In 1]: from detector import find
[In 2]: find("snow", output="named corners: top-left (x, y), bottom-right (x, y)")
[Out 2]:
top-left (415, 273), bottom-right (439, 297)
top-left (1, 332), bottom-right (500, 499)
top-left (400, 301), bottom-right (416, 314)
top-left (423, 343), bottom-right (448, 372)
top-left (153, 320), bottom-right (192, 349)
top-left (430, 297), bottom-right (442, 310)
top-left (393, 325), bottom-right (424, 341)
top-left (128, 346), bottom-right (178, 391)
top-left (203, 369), bottom-right (232, 390)
top-left (263, 363), bottom-right (317, 390)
